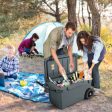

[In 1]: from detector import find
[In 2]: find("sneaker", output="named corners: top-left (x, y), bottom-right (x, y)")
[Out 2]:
top-left (0, 72), bottom-right (5, 87)
top-left (22, 52), bottom-right (28, 56)
top-left (94, 88), bottom-right (104, 95)
top-left (0, 72), bottom-right (4, 76)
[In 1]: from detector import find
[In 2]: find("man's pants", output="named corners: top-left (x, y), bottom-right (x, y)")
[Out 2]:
top-left (56, 48), bottom-right (65, 55)
top-left (48, 48), bottom-right (65, 60)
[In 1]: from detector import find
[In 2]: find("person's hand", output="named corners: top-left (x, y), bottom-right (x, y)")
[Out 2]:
top-left (0, 70), bottom-right (5, 76)
top-left (0, 69), bottom-right (3, 74)
top-left (59, 65), bottom-right (66, 76)
top-left (0, 71), bottom-right (3, 74)
top-left (83, 62), bottom-right (88, 70)
top-left (69, 62), bottom-right (74, 72)
top-left (88, 68), bottom-right (92, 75)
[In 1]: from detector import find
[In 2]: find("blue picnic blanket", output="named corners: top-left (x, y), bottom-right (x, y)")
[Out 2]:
top-left (0, 72), bottom-right (49, 103)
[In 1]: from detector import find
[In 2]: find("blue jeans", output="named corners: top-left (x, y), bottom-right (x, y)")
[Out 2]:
top-left (24, 48), bottom-right (39, 54)
top-left (2, 69), bottom-right (17, 79)
top-left (0, 74), bottom-right (5, 87)
top-left (24, 48), bottom-right (30, 54)
top-left (88, 53), bottom-right (102, 88)
top-left (5, 74), bottom-right (17, 79)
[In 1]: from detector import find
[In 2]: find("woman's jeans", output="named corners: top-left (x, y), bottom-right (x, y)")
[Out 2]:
top-left (88, 53), bottom-right (102, 89)
top-left (88, 61), bottom-right (101, 89)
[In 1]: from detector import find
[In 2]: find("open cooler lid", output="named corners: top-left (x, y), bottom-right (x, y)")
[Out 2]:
top-left (44, 54), bottom-right (77, 80)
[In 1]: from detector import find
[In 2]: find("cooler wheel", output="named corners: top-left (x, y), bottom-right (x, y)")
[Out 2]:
top-left (84, 88), bottom-right (94, 99)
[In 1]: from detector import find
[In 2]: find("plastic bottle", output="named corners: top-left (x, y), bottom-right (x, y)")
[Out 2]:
top-left (84, 69), bottom-right (92, 80)
top-left (62, 79), bottom-right (70, 87)
top-left (69, 67), bottom-right (73, 73)
top-left (61, 71), bottom-right (70, 86)
top-left (72, 73), bottom-right (76, 81)
top-left (75, 71), bottom-right (78, 80)
top-left (62, 70), bottom-right (68, 80)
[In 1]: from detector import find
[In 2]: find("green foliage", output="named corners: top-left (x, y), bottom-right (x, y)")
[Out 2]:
top-left (0, 0), bottom-right (40, 37)
top-left (0, 15), bottom-right (19, 37)
top-left (97, 0), bottom-right (112, 8)
top-left (100, 27), bottom-right (112, 52)
top-left (79, 24), bottom-right (92, 33)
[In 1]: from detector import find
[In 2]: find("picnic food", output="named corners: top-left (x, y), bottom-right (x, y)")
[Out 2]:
top-left (20, 80), bottom-right (27, 87)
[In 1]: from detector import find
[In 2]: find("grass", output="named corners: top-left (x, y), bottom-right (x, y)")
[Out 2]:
top-left (100, 53), bottom-right (112, 97)
top-left (0, 34), bottom-right (112, 94)
top-left (0, 18), bottom-right (112, 98)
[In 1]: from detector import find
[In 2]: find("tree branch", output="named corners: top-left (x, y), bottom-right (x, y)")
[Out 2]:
top-left (39, 8), bottom-right (55, 17)
top-left (42, 0), bottom-right (56, 13)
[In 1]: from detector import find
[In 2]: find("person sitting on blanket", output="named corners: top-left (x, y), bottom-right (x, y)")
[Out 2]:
top-left (0, 45), bottom-right (19, 79)
top-left (18, 33), bottom-right (39, 56)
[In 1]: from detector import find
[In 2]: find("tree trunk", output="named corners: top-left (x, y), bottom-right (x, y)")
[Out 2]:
top-left (77, 0), bottom-right (82, 27)
top-left (67, 0), bottom-right (77, 28)
top-left (86, 0), bottom-right (101, 36)
top-left (55, 14), bottom-right (61, 22)
top-left (55, 0), bottom-right (61, 22)
top-left (81, 0), bottom-right (85, 25)
top-left (39, 0), bottom-right (61, 22)
top-left (87, 4), bottom-right (91, 28)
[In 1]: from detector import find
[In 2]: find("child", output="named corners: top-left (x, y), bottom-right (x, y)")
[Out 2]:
top-left (0, 45), bottom-right (19, 79)
top-left (18, 33), bottom-right (39, 56)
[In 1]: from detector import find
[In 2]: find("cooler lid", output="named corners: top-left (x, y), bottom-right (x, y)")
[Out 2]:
top-left (44, 54), bottom-right (77, 80)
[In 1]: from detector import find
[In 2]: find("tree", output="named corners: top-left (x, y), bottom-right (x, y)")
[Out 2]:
top-left (87, 3), bottom-right (91, 28)
top-left (86, 0), bottom-right (101, 36)
top-left (0, 0), bottom-right (41, 37)
top-left (96, 0), bottom-right (112, 8)
top-left (37, 0), bottom-right (66, 22)
top-left (77, 0), bottom-right (82, 27)
top-left (81, 0), bottom-right (85, 25)
top-left (67, 0), bottom-right (77, 28)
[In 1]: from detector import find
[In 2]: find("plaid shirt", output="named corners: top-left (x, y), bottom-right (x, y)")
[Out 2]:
top-left (0, 56), bottom-right (19, 76)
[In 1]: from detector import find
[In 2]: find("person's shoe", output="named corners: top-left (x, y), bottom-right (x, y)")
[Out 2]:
top-left (22, 52), bottom-right (28, 57)
top-left (0, 72), bottom-right (5, 87)
top-left (34, 49), bottom-right (39, 54)
top-left (0, 72), bottom-right (4, 76)
top-left (94, 88), bottom-right (104, 95)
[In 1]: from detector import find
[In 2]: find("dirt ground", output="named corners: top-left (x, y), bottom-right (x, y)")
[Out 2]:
top-left (0, 56), bottom-right (112, 112)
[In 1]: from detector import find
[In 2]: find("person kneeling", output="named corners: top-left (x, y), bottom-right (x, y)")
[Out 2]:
top-left (18, 33), bottom-right (39, 56)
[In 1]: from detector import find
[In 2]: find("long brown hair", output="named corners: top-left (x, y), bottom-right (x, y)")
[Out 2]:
top-left (77, 31), bottom-right (93, 51)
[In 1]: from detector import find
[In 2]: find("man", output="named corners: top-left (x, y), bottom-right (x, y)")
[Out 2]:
top-left (18, 33), bottom-right (39, 56)
top-left (0, 45), bottom-right (19, 79)
top-left (43, 22), bottom-right (76, 75)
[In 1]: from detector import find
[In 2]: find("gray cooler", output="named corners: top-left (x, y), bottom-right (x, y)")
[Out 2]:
top-left (44, 54), bottom-right (94, 109)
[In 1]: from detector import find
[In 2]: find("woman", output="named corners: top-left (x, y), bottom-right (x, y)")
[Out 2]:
top-left (77, 31), bottom-right (106, 92)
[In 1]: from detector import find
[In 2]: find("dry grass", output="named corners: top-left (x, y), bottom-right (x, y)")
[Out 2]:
top-left (0, 52), bottom-right (112, 112)
top-left (0, 27), bottom-right (112, 111)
